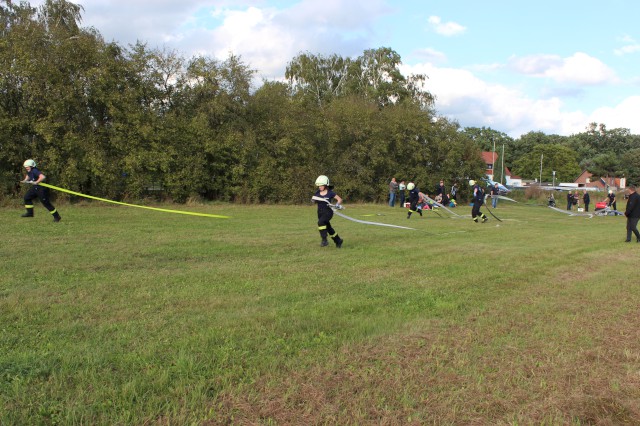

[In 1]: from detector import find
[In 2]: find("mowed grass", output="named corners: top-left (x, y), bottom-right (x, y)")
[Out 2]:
top-left (1, 199), bottom-right (639, 424)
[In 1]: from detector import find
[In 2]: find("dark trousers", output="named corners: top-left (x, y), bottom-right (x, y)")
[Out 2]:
top-left (627, 217), bottom-right (640, 241)
top-left (24, 186), bottom-right (58, 215)
top-left (318, 210), bottom-right (336, 239)
top-left (471, 202), bottom-right (482, 218)
top-left (584, 202), bottom-right (589, 212)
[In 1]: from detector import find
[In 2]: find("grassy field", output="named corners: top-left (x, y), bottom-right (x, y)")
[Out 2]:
top-left (1, 197), bottom-right (639, 424)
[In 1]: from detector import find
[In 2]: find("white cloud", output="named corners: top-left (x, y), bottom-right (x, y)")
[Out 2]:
top-left (399, 62), bottom-right (617, 138)
top-left (411, 48), bottom-right (447, 64)
top-left (588, 96), bottom-right (640, 131)
top-left (427, 16), bottom-right (466, 37)
top-left (615, 35), bottom-right (640, 55)
top-left (509, 52), bottom-right (617, 85)
top-left (204, 7), bottom-right (296, 77)
top-left (614, 44), bottom-right (640, 55)
top-left (124, 0), bottom-right (389, 79)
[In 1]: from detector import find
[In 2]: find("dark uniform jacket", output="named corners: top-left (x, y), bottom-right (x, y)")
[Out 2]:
top-left (625, 191), bottom-right (640, 218)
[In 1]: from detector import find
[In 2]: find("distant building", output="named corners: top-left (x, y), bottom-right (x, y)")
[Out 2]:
top-left (574, 170), bottom-right (625, 190)
top-left (481, 151), bottom-right (521, 186)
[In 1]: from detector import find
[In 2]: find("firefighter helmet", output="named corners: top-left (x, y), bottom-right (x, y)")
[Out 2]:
top-left (315, 175), bottom-right (330, 186)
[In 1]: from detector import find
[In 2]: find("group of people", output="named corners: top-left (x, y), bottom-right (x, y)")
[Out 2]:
top-left (388, 177), bottom-right (459, 209)
top-left (565, 189), bottom-right (620, 214)
top-left (389, 177), bottom-right (494, 223)
top-left (566, 190), bottom-right (591, 211)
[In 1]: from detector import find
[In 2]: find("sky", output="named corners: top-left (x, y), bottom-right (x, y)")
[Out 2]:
top-left (29, 0), bottom-right (640, 138)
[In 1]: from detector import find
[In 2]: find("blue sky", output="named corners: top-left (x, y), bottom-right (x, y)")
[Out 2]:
top-left (31, 0), bottom-right (640, 137)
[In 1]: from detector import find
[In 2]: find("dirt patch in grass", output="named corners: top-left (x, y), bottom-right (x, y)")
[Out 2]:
top-left (209, 254), bottom-right (640, 425)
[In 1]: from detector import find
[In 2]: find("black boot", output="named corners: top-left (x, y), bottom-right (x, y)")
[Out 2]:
top-left (21, 210), bottom-right (33, 218)
top-left (320, 238), bottom-right (328, 247)
top-left (332, 235), bottom-right (343, 248)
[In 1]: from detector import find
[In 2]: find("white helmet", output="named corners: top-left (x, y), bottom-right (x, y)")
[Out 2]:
top-left (23, 159), bottom-right (36, 168)
top-left (407, 182), bottom-right (415, 190)
top-left (315, 175), bottom-right (330, 186)
top-left (469, 179), bottom-right (476, 186)
top-left (608, 190), bottom-right (613, 194)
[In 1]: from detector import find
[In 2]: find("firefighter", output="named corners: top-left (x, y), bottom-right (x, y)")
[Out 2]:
top-left (406, 182), bottom-right (423, 219)
top-left (470, 179), bottom-right (488, 223)
top-left (20, 159), bottom-right (61, 222)
top-left (313, 175), bottom-right (344, 248)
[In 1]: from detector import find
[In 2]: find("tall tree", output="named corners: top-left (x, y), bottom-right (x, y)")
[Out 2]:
top-left (285, 52), bottom-right (352, 108)
top-left (513, 144), bottom-right (580, 182)
top-left (623, 148), bottom-right (640, 185)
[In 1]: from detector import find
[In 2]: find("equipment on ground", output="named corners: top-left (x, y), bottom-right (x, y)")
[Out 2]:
top-left (311, 196), bottom-right (415, 230)
top-left (30, 182), bottom-right (230, 219)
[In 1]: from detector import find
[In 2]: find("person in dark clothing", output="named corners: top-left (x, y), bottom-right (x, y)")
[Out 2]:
top-left (441, 191), bottom-right (449, 208)
top-left (398, 180), bottom-right (406, 207)
top-left (406, 182), bottom-right (423, 219)
top-left (607, 190), bottom-right (617, 211)
top-left (582, 190), bottom-right (590, 212)
top-left (435, 180), bottom-right (444, 199)
top-left (450, 182), bottom-right (458, 202)
top-left (624, 184), bottom-right (640, 243)
top-left (470, 180), bottom-right (488, 223)
top-left (434, 180), bottom-right (449, 207)
top-left (20, 159), bottom-right (61, 222)
top-left (566, 192), bottom-right (574, 210)
top-left (490, 182), bottom-right (500, 208)
top-left (313, 175), bottom-right (343, 248)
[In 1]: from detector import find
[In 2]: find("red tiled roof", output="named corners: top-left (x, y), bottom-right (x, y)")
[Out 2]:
top-left (575, 170), bottom-right (593, 184)
top-left (482, 151), bottom-right (515, 179)
top-left (481, 152), bottom-right (498, 164)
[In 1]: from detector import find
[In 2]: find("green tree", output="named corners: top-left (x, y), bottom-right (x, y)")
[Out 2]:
top-left (285, 52), bottom-right (352, 108)
top-left (583, 151), bottom-right (622, 179)
top-left (513, 144), bottom-right (580, 182)
top-left (462, 126), bottom-right (513, 154)
top-left (286, 47), bottom-right (434, 110)
top-left (623, 148), bottom-right (640, 185)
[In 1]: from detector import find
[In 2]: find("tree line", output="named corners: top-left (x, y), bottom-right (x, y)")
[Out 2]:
top-left (464, 125), bottom-right (640, 185)
top-left (2, 1), bottom-right (638, 205)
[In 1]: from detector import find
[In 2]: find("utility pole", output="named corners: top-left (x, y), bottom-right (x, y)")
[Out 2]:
top-left (492, 139), bottom-right (496, 181)
top-left (539, 154), bottom-right (543, 185)
top-left (500, 144), bottom-right (505, 184)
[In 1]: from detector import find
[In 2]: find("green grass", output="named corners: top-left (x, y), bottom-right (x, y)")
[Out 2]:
top-left (1, 200), bottom-right (639, 424)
